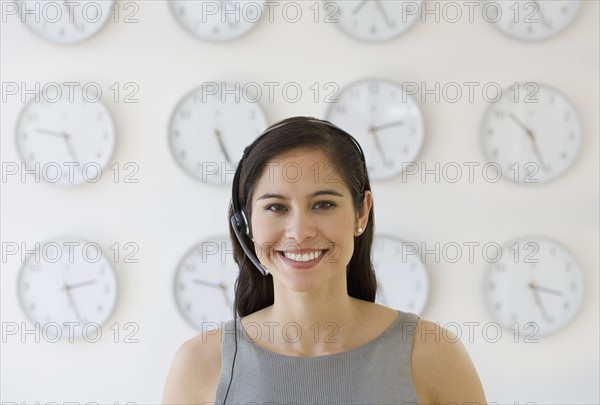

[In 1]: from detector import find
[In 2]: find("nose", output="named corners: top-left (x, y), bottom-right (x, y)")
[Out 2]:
top-left (285, 209), bottom-right (317, 243)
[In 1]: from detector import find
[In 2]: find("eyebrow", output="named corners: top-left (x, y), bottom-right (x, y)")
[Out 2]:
top-left (257, 190), bottom-right (344, 201)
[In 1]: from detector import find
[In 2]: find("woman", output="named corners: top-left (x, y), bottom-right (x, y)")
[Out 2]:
top-left (163, 117), bottom-right (487, 404)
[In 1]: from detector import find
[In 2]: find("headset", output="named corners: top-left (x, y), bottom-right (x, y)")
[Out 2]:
top-left (223, 117), bottom-right (368, 404)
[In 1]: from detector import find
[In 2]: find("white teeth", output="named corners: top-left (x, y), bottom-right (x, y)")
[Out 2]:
top-left (283, 250), bottom-right (324, 262)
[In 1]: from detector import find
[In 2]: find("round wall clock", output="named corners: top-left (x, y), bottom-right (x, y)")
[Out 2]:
top-left (169, 0), bottom-right (265, 42)
top-left (173, 235), bottom-right (239, 330)
top-left (325, 78), bottom-right (425, 181)
top-left (168, 82), bottom-right (268, 185)
top-left (17, 236), bottom-right (118, 340)
top-left (480, 82), bottom-right (582, 185)
top-left (15, 83), bottom-right (117, 187)
top-left (485, 0), bottom-right (581, 41)
top-left (326, 0), bottom-right (422, 41)
top-left (484, 236), bottom-right (584, 337)
top-left (19, 0), bottom-right (114, 44)
top-left (372, 234), bottom-right (429, 315)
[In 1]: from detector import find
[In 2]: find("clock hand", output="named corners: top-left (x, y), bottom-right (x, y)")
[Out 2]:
top-left (36, 128), bottom-right (82, 166)
top-left (62, 131), bottom-right (82, 166)
top-left (508, 112), bottom-right (548, 171)
top-left (193, 279), bottom-right (233, 308)
top-left (65, 279), bottom-right (97, 289)
top-left (534, 284), bottom-right (563, 296)
top-left (374, 0), bottom-right (395, 28)
top-left (528, 281), bottom-right (554, 323)
top-left (214, 128), bottom-right (232, 165)
top-left (219, 283), bottom-right (233, 310)
top-left (352, 0), bottom-right (369, 14)
top-left (368, 125), bottom-right (392, 167)
top-left (369, 120), bottom-right (404, 132)
top-left (532, 0), bottom-right (552, 28)
top-left (193, 279), bottom-right (222, 289)
top-left (63, 284), bottom-right (83, 323)
top-left (36, 128), bottom-right (66, 137)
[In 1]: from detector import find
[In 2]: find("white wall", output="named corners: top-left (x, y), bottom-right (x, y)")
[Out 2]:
top-left (1, 1), bottom-right (598, 404)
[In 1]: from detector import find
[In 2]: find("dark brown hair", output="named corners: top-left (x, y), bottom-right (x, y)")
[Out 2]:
top-left (228, 117), bottom-right (376, 317)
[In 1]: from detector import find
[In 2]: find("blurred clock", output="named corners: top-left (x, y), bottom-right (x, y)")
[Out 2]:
top-left (173, 235), bottom-right (239, 330)
top-left (373, 234), bottom-right (429, 315)
top-left (19, 0), bottom-right (114, 44)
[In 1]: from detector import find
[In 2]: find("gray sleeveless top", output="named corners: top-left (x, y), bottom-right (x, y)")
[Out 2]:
top-left (214, 310), bottom-right (420, 405)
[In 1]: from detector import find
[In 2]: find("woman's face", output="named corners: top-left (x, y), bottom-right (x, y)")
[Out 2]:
top-left (249, 147), bottom-right (371, 293)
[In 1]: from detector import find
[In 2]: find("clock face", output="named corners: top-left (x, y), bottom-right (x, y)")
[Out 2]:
top-left (173, 236), bottom-right (239, 330)
top-left (326, 78), bottom-right (425, 181)
top-left (480, 82), bottom-right (582, 185)
top-left (328, 0), bottom-right (422, 41)
top-left (169, 0), bottom-right (265, 42)
top-left (486, 0), bottom-right (581, 41)
top-left (19, 0), bottom-right (114, 44)
top-left (168, 83), bottom-right (268, 185)
top-left (372, 235), bottom-right (429, 315)
top-left (15, 84), bottom-right (117, 186)
top-left (17, 237), bottom-right (118, 340)
top-left (485, 236), bottom-right (584, 337)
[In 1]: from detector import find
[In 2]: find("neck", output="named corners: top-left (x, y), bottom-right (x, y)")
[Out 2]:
top-left (250, 278), bottom-right (368, 355)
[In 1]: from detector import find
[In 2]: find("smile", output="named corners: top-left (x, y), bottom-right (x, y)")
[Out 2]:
top-left (281, 250), bottom-right (326, 262)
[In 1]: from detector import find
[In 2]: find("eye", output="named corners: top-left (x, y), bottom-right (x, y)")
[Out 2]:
top-left (314, 201), bottom-right (336, 210)
top-left (265, 203), bottom-right (287, 213)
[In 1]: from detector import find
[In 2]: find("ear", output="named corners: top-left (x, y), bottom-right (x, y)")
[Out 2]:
top-left (356, 190), bottom-right (373, 231)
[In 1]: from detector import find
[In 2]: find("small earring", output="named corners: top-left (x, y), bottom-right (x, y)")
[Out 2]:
top-left (356, 227), bottom-right (363, 235)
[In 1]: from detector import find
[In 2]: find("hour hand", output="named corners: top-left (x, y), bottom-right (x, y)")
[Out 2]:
top-left (213, 129), bottom-right (232, 165)
top-left (37, 128), bottom-right (66, 137)
top-left (508, 113), bottom-right (547, 171)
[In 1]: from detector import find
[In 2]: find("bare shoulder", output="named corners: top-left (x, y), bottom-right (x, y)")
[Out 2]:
top-left (162, 327), bottom-right (223, 405)
top-left (410, 319), bottom-right (487, 405)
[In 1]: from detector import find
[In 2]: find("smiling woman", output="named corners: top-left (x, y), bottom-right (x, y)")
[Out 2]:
top-left (162, 117), bottom-right (487, 405)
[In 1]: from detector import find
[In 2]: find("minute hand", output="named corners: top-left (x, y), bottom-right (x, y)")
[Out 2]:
top-left (213, 129), bottom-right (232, 165)
top-left (508, 113), bottom-right (547, 171)
top-left (369, 121), bottom-right (404, 132)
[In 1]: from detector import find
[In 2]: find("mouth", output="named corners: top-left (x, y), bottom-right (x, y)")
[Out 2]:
top-left (276, 248), bottom-right (329, 268)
